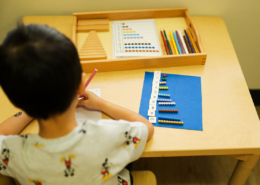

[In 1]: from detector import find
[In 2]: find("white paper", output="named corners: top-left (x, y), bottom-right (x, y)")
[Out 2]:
top-left (149, 104), bottom-right (156, 111)
top-left (149, 117), bottom-right (157, 123)
top-left (150, 93), bottom-right (158, 100)
top-left (112, 19), bottom-right (162, 59)
top-left (149, 99), bottom-right (157, 105)
top-left (147, 110), bottom-right (155, 117)
top-left (75, 89), bottom-right (102, 126)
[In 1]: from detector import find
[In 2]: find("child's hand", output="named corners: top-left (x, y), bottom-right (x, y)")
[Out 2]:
top-left (77, 90), bottom-right (104, 111)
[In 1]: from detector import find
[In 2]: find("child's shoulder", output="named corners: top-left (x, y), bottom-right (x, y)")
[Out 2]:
top-left (85, 119), bottom-right (146, 132)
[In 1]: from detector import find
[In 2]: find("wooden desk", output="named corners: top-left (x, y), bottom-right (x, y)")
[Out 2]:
top-left (0, 15), bottom-right (259, 185)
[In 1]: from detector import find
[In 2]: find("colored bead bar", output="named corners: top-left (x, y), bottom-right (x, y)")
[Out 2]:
top-left (159, 87), bottom-right (168, 90)
top-left (158, 93), bottom-right (170, 97)
top-left (158, 116), bottom-right (180, 121)
top-left (159, 82), bottom-right (166, 85)
top-left (158, 120), bottom-right (183, 124)
top-left (159, 109), bottom-right (178, 113)
top-left (162, 78), bottom-right (167, 81)
top-left (157, 99), bottom-right (172, 102)
top-left (158, 102), bottom-right (175, 105)
top-left (161, 74), bottom-right (168, 77)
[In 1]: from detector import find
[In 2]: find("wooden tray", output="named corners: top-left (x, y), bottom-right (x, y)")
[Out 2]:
top-left (73, 8), bottom-right (206, 73)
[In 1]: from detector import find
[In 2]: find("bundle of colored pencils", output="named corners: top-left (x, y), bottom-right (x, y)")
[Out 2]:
top-left (160, 28), bottom-right (199, 55)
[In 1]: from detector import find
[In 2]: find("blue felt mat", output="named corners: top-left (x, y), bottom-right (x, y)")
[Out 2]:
top-left (139, 72), bottom-right (203, 131)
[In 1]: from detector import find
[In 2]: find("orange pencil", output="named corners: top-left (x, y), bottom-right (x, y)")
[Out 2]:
top-left (169, 38), bottom-right (176, 54)
top-left (186, 28), bottom-right (199, 53)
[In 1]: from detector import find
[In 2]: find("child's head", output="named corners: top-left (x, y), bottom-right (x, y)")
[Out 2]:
top-left (0, 23), bottom-right (83, 119)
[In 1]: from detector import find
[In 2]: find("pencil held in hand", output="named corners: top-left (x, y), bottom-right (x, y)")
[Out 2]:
top-left (78, 69), bottom-right (98, 100)
top-left (85, 69), bottom-right (98, 89)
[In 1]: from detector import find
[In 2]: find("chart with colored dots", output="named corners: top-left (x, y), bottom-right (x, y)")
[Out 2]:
top-left (139, 71), bottom-right (203, 131)
top-left (112, 19), bottom-right (162, 59)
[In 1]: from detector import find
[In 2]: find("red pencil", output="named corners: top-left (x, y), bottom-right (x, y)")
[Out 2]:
top-left (84, 69), bottom-right (98, 88)
top-left (160, 30), bottom-right (169, 55)
top-left (78, 69), bottom-right (98, 100)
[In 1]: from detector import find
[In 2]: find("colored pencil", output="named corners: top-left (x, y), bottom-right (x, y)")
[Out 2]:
top-left (175, 31), bottom-right (185, 54)
top-left (186, 28), bottom-right (199, 53)
top-left (178, 30), bottom-right (188, 54)
top-left (184, 29), bottom-right (195, 53)
top-left (183, 35), bottom-right (192, 53)
top-left (160, 30), bottom-right (169, 55)
top-left (170, 32), bottom-right (179, 54)
top-left (173, 31), bottom-right (182, 54)
top-left (85, 69), bottom-right (98, 88)
top-left (163, 30), bottom-right (172, 55)
top-left (168, 37), bottom-right (176, 54)
top-left (78, 69), bottom-right (98, 100)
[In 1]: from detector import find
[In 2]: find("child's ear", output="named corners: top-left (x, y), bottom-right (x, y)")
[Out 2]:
top-left (77, 73), bottom-right (86, 95)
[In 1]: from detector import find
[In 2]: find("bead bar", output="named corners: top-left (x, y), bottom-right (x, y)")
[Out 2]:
top-left (158, 116), bottom-right (180, 121)
top-left (158, 93), bottom-right (170, 97)
top-left (158, 102), bottom-right (175, 105)
top-left (162, 78), bottom-right (167, 81)
top-left (159, 82), bottom-right (166, 85)
top-left (157, 99), bottom-right (172, 102)
top-left (159, 87), bottom-right (168, 90)
top-left (159, 109), bottom-right (178, 113)
top-left (161, 74), bottom-right (168, 77)
top-left (158, 120), bottom-right (183, 124)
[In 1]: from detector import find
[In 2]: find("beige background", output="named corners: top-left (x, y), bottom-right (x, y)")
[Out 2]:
top-left (0, 0), bottom-right (259, 88)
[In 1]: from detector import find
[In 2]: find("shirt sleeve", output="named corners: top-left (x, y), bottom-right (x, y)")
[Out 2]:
top-left (121, 120), bottom-right (149, 162)
top-left (95, 119), bottom-right (148, 162)
top-left (0, 135), bottom-right (16, 176)
top-left (0, 135), bottom-right (8, 175)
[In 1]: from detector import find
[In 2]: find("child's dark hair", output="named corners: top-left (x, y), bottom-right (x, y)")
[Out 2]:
top-left (0, 23), bottom-right (82, 119)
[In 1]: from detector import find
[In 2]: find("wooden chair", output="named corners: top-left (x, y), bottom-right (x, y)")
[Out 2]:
top-left (0, 174), bottom-right (16, 185)
top-left (0, 171), bottom-right (157, 185)
top-left (132, 170), bottom-right (157, 185)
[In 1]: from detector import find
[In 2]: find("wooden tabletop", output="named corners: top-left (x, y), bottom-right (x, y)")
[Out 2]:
top-left (1, 16), bottom-right (259, 158)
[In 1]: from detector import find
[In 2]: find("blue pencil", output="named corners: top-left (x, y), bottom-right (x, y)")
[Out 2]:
top-left (173, 31), bottom-right (182, 54)
top-left (184, 30), bottom-right (194, 53)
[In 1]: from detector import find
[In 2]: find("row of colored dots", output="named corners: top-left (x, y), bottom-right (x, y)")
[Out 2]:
top-left (123, 32), bottom-right (137, 34)
top-left (125, 46), bottom-right (155, 49)
top-left (125, 43), bottom-right (151, 45)
top-left (124, 34), bottom-right (139, 36)
top-left (124, 37), bottom-right (143, 39)
top-left (125, 50), bottom-right (159, 52)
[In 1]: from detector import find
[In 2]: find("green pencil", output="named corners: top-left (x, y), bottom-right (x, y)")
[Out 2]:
top-left (163, 30), bottom-right (172, 55)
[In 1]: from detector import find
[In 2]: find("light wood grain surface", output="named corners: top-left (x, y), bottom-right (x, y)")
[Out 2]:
top-left (0, 16), bottom-right (259, 158)
top-left (77, 17), bottom-right (188, 59)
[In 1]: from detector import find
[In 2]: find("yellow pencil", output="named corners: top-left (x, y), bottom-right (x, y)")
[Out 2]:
top-left (170, 31), bottom-right (179, 55)
top-left (168, 36), bottom-right (176, 55)
top-left (186, 28), bottom-right (199, 53)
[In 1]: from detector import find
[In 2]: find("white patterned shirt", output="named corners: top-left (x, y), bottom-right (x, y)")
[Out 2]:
top-left (0, 119), bottom-right (148, 185)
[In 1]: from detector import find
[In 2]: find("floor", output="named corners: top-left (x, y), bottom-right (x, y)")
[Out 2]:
top-left (132, 106), bottom-right (260, 185)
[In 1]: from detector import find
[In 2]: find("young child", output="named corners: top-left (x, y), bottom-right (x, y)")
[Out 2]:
top-left (0, 23), bottom-right (154, 185)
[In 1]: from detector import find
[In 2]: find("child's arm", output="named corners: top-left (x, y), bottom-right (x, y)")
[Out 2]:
top-left (0, 111), bottom-right (33, 136)
top-left (78, 90), bottom-right (154, 140)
